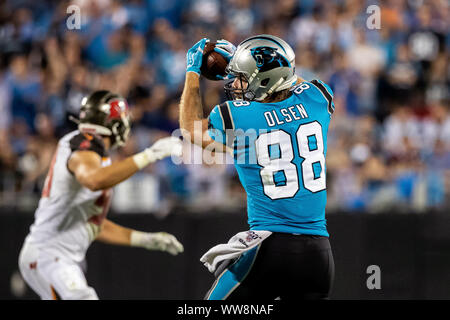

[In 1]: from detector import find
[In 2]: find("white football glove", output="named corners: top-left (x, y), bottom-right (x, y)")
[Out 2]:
top-left (147, 136), bottom-right (183, 160)
top-left (131, 231), bottom-right (184, 255)
top-left (133, 136), bottom-right (183, 169)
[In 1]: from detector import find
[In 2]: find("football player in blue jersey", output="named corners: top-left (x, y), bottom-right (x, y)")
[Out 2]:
top-left (179, 35), bottom-right (335, 300)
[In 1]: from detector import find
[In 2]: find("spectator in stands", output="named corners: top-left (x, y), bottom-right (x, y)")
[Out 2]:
top-left (0, 0), bottom-right (447, 214)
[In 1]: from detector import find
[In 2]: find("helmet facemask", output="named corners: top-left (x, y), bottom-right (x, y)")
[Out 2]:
top-left (109, 113), bottom-right (131, 149)
top-left (103, 98), bottom-right (131, 149)
top-left (224, 70), bottom-right (256, 101)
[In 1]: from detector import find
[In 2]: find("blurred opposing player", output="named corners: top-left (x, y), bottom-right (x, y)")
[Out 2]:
top-left (18, 90), bottom-right (184, 300)
top-left (180, 35), bottom-right (335, 300)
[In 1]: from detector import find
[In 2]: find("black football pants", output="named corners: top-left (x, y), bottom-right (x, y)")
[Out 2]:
top-left (205, 232), bottom-right (334, 300)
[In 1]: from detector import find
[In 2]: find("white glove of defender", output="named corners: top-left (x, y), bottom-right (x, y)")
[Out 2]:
top-left (131, 231), bottom-right (184, 255)
top-left (146, 136), bottom-right (183, 161)
top-left (133, 136), bottom-right (183, 169)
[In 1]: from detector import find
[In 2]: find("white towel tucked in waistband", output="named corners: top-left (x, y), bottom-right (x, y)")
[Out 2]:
top-left (200, 230), bottom-right (272, 273)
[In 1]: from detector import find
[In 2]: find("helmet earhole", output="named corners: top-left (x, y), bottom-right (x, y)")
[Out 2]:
top-left (261, 78), bottom-right (270, 86)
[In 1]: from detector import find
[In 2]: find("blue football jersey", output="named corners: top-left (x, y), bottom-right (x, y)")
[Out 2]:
top-left (208, 80), bottom-right (335, 236)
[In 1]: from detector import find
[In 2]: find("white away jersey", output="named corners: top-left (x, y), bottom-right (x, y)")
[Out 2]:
top-left (25, 130), bottom-right (113, 262)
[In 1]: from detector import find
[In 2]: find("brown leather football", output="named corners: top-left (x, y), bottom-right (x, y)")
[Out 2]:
top-left (200, 42), bottom-right (228, 81)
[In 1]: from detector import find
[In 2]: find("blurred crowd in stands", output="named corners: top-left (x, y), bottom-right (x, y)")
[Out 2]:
top-left (0, 0), bottom-right (448, 214)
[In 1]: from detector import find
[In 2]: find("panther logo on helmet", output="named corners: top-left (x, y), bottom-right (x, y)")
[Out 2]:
top-left (250, 46), bottom-right (290, 72)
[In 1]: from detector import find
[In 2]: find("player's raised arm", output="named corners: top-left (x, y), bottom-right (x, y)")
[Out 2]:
top-left (179, 38), bottom-right (231, 153)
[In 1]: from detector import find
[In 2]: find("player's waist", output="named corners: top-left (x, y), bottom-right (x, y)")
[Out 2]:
top-left (27, 222), bottom-right (92, 249)
top-left (253, 226), bottom-right (329, 237)
top-left (250, 219), bottom-right (329, 237)
top-left (267, 232), bottom-right (329, 241)
top-left (260, 232), bottom-right (331, 253)
top-left (24, 232), bottom-right (91, 263)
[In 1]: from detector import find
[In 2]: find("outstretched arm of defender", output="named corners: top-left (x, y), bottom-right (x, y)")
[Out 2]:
top-left (68, 151), bottom-right (140, 191)
top-left (68, 136), bottom-right (182, 191)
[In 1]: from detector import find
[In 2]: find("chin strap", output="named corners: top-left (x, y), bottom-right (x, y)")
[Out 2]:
top-left (68, 115), bottom-right (80, 125)
top-left (276, 74), bottom-right (298, 91)
top-left (254, 77), bottom-right (285, 102)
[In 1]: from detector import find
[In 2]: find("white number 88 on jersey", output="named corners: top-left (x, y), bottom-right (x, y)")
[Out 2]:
top-left (255, 121), bottom-right (326, 200)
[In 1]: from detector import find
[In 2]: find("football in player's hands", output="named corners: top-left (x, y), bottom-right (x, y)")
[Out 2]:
top-left (200, 42), bottom-right (228, 81)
